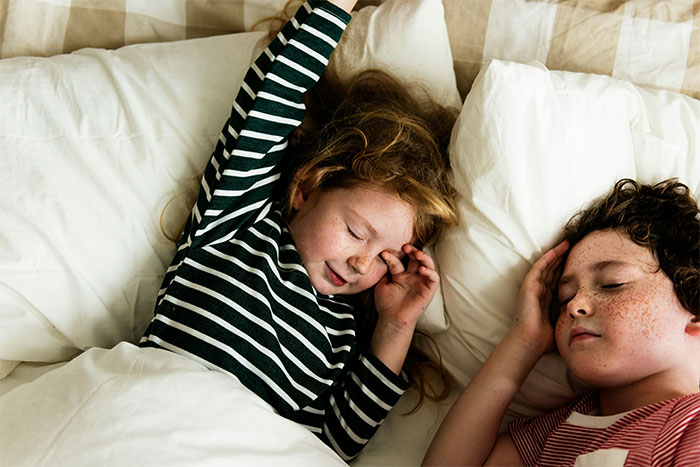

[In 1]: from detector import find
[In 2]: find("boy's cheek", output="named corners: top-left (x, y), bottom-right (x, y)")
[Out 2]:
top-left (554, 320), bottom-right (567, 350)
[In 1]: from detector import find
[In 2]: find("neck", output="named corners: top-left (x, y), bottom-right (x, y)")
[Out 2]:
top-left (597, 371), bottom-right (699, 415)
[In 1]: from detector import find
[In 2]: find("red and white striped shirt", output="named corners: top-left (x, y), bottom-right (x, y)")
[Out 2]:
top-left (509, 391), bottom-right (700, 466)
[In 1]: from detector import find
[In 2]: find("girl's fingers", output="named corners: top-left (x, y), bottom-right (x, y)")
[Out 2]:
top-left (418, 263), bottom-right (439, 284)
top-left (382, 250), bottom-right (405, 276)
top-left (402, 244), bottom-right (435, 271)
top-left (401, 248), bottom-right (439, 286)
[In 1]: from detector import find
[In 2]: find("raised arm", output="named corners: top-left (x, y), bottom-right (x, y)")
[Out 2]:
top-left (328, 0), bottom-right (357, 12)
top-left (183, 0), bottom-right (353, 248)
top-left (422, 241), bottom-right (569, 466)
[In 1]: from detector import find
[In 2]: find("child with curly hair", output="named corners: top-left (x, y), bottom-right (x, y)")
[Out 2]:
top-left (424, 178), bottom-right (699, 466)
top-left (140, 0), bottom-right (458, 460)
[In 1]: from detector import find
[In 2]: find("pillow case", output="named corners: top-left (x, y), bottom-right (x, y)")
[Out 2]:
top-left (0, 0), bottom-right (460, 365)
top-left (428, 59), bottom-right (700, 418)
top-left (443, 0), bottom-right (700, 100)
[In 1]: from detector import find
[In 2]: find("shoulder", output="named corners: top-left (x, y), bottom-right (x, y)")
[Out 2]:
top-left (663, 393), bottom-right (700, 434)
top-left (658, 393), bottom-right (700, 465)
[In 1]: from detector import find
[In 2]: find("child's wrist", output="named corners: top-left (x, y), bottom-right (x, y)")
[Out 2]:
top-left (502, 330), bottom-right (549, 364)
top-left (369, 317), bottom-right (416, 375)
top-left (375, 313), bottom-right (418, 335)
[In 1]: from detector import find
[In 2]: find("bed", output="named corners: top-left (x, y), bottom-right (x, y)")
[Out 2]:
top-left (1, 0), bottom-right (698, 465)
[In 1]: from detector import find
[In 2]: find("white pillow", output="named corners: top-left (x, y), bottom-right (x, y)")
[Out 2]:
top-left (332, 0), bottom-right (461, 111)
top-left (0, 0), bottom-right (459, 365)
top-left (429, 59), bottom-right (700, 418)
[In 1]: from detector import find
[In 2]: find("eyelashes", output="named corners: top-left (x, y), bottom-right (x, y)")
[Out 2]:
top-left (558, 283), bottom-right (625, 309)
top-left (347, 226), bottom-right (364, 241)
top-left (347, 226), bottom-right (387, 266)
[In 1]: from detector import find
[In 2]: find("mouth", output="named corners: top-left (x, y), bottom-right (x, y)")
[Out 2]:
top-left (325, 263), bottom-right (347, 287)
top-left (569, 326), bottom-right (601, 344)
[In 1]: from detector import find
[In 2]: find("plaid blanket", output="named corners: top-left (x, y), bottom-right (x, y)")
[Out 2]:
top-left (444, 0), bottom-right (700, 100)
top-left (0, 0), bottom-right (289, 58)
top-left (1, 0), bottom-right (698, 100)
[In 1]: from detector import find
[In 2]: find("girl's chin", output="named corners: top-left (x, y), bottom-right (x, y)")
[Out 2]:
top-left (309, 274), bottom-right (341, 296)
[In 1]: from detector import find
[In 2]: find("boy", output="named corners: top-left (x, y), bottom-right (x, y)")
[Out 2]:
top-left (423, 179), bottom-right (700, 466)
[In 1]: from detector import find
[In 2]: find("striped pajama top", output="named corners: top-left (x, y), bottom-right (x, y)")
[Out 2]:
top-left (509, 391), bottom-right (700, 466)
top-left (139, 1), bottom-right (409, 460)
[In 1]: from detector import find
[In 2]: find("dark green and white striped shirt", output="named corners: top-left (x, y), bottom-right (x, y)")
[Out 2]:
top-left (140, 1), bottom-right (409, 460)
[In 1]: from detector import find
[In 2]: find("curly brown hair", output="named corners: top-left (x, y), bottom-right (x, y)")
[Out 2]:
top-left (563, 178), bottom-right (699, 316)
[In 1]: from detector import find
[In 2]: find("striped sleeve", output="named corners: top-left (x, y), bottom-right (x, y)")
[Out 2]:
top-left (324, 352), bottom-right (410, 460)
top-left (183, 0), bottom-right (350, 249)
top-left (293, 351), bottom-right (410, 461)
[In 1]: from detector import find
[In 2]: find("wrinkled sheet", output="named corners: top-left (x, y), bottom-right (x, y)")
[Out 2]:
top-left (0, 342), bottom-right (346, 466)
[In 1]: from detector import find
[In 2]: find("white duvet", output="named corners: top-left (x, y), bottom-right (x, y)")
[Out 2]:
top-left (0, 342), bottom-right (346, 466)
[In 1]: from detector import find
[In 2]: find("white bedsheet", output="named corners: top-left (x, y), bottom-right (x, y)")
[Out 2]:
top-left (0, 342), bottom-right (346, 466)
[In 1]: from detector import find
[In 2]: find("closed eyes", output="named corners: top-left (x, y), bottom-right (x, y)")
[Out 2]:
top-left (347, 226), bottom-right (364, 242)
top-left (558, 283), bottom-right (625, 308)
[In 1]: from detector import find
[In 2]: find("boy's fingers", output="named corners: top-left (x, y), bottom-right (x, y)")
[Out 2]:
top-left (553, 240), bottom-right (570, 255)
top-left (542, 241), bottom-right (570, 290)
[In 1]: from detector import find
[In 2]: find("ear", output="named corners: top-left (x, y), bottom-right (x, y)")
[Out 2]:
top-left (686, 315), bottom-right (700, 337)
top-left (291, 169), bottom-right (317, 211)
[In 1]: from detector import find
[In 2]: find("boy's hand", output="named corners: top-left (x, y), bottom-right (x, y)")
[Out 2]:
top-left (510, 240), bottom-right (570, 356)
top-left (373, 244), bottom-right (438, 329)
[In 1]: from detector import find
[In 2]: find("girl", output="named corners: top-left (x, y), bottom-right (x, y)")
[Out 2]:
top-left (140, 0), bottom-right (458, 461)
top-left (423, 179), bottom-right (699, 466)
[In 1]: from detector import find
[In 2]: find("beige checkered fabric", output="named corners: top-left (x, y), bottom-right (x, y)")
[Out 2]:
top-left (0, 0), bottom-right (292, 58)
top-left (444, 0), bottom-right (700, 100)
top-left (1, 0), bottom-right (697, 100)
top-left (0, 0), bottom-right (381, 59)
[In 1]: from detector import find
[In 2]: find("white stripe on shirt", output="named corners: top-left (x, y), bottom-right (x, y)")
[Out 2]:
top-left (300, 23), bottom-right (337, 47)
top-left (288, 38), bottom-right (329, 66)
top-left (276, 55), bottom-right (320, 81)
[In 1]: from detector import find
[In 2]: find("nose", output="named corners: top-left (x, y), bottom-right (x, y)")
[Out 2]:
top-left (566, 290), bottom-right (593, 318)
top-left (348, 253), bottom-right (373, 275)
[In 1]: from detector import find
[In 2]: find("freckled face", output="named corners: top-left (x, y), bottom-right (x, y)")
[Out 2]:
top-left (288, 184), bottom-right (415, 296)
top-left (555, 229), bottom-right (692, 388)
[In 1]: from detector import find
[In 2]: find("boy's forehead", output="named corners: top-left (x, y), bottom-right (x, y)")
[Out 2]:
top-left (563, 229), bottom-right (657, 273)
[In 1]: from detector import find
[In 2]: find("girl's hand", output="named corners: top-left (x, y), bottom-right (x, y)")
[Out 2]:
top-left (370, 244), bottom-right (438, 374)
top-left (510, 240), bottom-right (570, 356)
top-left (373, 244), bottom-right (439, 329)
